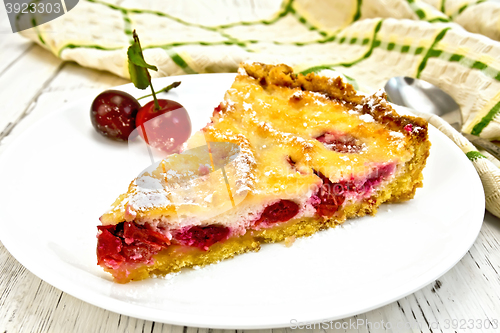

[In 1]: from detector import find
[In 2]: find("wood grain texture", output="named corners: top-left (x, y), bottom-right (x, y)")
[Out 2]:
top-left (0, 34), bottom-right (499, 333)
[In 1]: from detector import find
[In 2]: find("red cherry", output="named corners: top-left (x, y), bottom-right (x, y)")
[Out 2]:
top-left (255, 200), bottom-right (300, 225)
top-left (90, 90), bottom-right (141, 141)
top-left (316, 132), bottom-right (363, 153)
top-left (175, 225), bottom-right (230, 251)
top-left (135, 99), bottom-right (192, 154)
top-left (96, 222), bottom-right (171, 268)
top-left (313, 171), bottom-right (346, 217)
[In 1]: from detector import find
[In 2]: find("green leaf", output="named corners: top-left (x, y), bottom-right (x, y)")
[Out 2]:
top-left (128, 61), bottom-right (150, 89)
top-left (127, 30), bottom-right (157, 89)
top-left (127, 43), bottom-right (157, 71)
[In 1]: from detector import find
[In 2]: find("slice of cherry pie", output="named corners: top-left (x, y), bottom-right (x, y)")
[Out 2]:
top-left (97, 63), bottom-right (431, 283)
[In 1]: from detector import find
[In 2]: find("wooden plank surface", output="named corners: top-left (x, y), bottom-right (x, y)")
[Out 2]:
top-left (0, 25), bottom-right (499, 333)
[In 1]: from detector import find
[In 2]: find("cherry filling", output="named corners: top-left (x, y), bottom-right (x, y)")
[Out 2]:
top-left (96, 165), bottom-right (396, 271)
top-left (286, 156), bottom-right (296, 168)
top-left (255, 200), bottom-right (300, 225)
top-left (212, 104), bottom-right (223, 117)
top-left (316, 132), bottom-right (363, 153)
top-left (97, 222), bottom-right (233, 269)
top-left (97, 222), bottom-right (170, 269)
top-left (175, 225), bottom-right (230, 251)
top-left (314, 172), bottom-right (346, 217)
top-left (404, 124), bottom-right (413, 132)
top-left (96, 228), bottom-right (124, 268)
top-left (286, 155), bottom-right (299, 173)
top-left (363, 163), bottom-right (396, 189)
top-left (312, 164), bottom-right (395, 217)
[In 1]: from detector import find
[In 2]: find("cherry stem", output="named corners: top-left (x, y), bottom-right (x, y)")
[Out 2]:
top-left (147, 74), bottom-right (161, 111)
top-left (133, 29), bottom-right (160, 110)
top-left (138, 81), bottom-right (181, 101)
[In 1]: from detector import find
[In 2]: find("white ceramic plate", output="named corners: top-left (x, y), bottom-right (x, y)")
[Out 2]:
top-left (0, 73), bottom-right (484, 329)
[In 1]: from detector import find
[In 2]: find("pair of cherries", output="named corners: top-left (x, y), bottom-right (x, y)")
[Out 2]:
top-left (90, 90), bottom-right (191, 154)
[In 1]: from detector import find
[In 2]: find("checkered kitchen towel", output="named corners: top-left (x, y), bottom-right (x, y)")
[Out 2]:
top-left (20, 0), bottom-right (500, 216)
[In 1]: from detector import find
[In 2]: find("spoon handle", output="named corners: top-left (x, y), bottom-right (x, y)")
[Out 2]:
top-left (463, 133), bottom-right (500, 161)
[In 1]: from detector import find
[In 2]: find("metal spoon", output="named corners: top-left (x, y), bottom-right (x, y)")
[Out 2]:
top-left (385, 76), bottom-right (500, 160)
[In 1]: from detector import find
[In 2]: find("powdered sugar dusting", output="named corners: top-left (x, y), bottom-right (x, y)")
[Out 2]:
top-left (359, 114), bottom-right (375, 123)
top-left (233, 139), bottom-right (256, 195)
top-left (237, 67), bottom-right (248, 76)
top-left (364, 89), bottom-right (387, 110)
top-left (130, 176), bottom-right (170, 209)
top-left (390, 131), bottom-right (405, 139)
top-left (203, 194), bottom-right (213, 203)
top-left (135, 176), bottom-right (163, 191)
